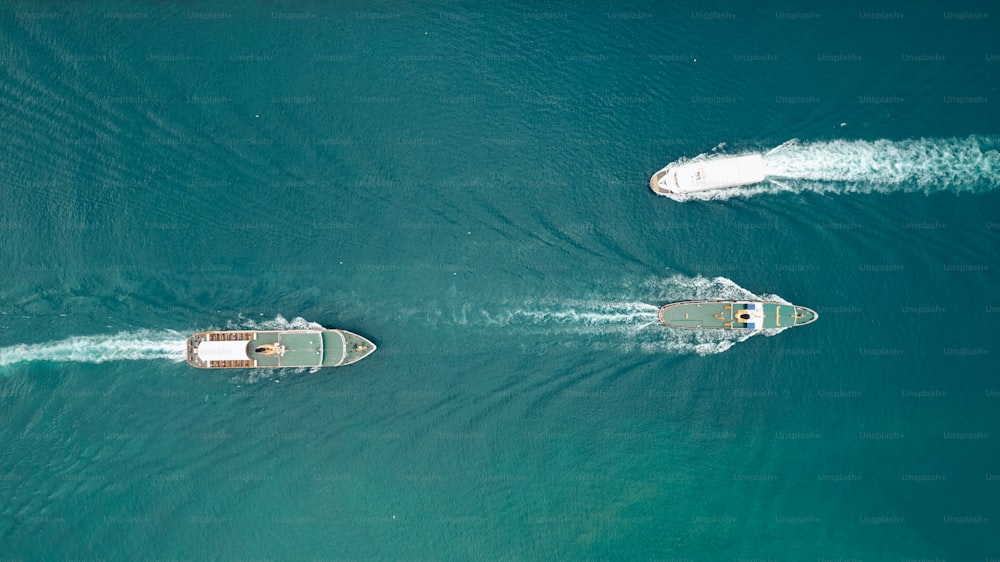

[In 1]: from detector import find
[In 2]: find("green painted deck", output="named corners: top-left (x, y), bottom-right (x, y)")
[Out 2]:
top-left (187, 329), bottom-right (376, 369)
top-left (248, 331), bottom-right (325, 367)
top-left (245, 330), bottom-right (371, 367)
top-left (658, 301), bottom-right (818, 330)
top-left (320, 331), bottom-right (348, 366)
top-left (659, 301), bottom-right (733, 329)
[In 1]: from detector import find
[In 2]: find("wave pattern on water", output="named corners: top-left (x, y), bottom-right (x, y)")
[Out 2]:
top-left (484, 276), bottom-right (788, 355)
top-left (225, 314), bottom-right (323, 332)
top-left (0, 330), bottom-right (187, 368)
top-left (664, 136), bottom-right (1000, 201)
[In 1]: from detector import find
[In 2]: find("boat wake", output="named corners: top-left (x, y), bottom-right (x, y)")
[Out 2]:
top-left (494, 301), bottom-right (662, 333)
top-left (0, 330), bottom-right (188, 368)
top-left (225, 314), bottom-right (323, 332)
top-left (667, 136), bottom-right (1000, 201)
top-left (0, 316), bottom-right (320, 371)
top-left (488, 275), bottom-right (789, 355)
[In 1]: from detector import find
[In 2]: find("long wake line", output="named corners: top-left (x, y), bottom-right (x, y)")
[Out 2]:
top-left (485, 276), bottom-right (790, 355)
top-left (0, 278), bottom-right (785, 367)
top-left (0, 330), bottom-right (188, 367)
top-left (0, 316), bottom-right (331, 368)
top-left (667, 136), bottom-right (1000, 201)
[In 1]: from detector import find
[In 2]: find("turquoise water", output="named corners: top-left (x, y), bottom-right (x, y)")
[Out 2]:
top-left (1, 2), bottom-right (999, 560)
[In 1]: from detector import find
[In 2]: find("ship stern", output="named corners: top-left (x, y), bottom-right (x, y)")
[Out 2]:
top-left (186, 332), bottom-right (209, 368)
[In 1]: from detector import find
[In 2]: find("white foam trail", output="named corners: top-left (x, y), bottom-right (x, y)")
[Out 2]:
top-left (666, 136), bottom-right (1000, 201)
top-left (490, 276), bottom-right (790, 355)
top-left (640, 274), bottom-right (790, 305)
top-left (0, 330), bottom-right (188, 367)
top-left (642, 328), bottom-right (762, 356)
top-left (0, 316), bottom-right (331, 374)
top-left (636, 275), bottom-right (788, 355)
top-left (496, 301), bottom-right (661, 331)
top-left (227, 314), bottom-right (323, 331)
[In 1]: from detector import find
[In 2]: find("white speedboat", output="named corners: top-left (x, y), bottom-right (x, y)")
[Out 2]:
top-left (650, 154), bottom-right (766, 195)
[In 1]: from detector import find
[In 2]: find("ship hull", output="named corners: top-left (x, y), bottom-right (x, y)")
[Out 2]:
top-left (658, 300), bottom-right (818, 330)
top-left (186, 329), bottom-right (376, 369)
top-left (650, 154), bottom-right (766, 195)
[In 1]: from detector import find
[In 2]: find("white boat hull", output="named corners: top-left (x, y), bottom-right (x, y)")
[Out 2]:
top-left (651, 154), bottom-right (766, 195)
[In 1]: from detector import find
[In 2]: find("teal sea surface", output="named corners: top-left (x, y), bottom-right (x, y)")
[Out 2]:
top-left (1, 1), bottom-right (999, 560)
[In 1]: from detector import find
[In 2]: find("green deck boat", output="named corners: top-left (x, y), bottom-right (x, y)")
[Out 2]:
top-left (658, 300), bottom-right (818, 330)
top-left (186, 329), bottom-right (376, 369)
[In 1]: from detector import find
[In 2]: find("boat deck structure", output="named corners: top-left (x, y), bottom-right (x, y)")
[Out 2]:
top-left (658, 300), bottom-right (818, 330)
top-left (186, 329), bottom-right (376, 369)
top-left (650, 154), bottom-right (767, 195)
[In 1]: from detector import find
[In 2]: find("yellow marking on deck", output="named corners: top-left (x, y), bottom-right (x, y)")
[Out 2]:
top-left (776, 306), bottom-right (781, 327)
